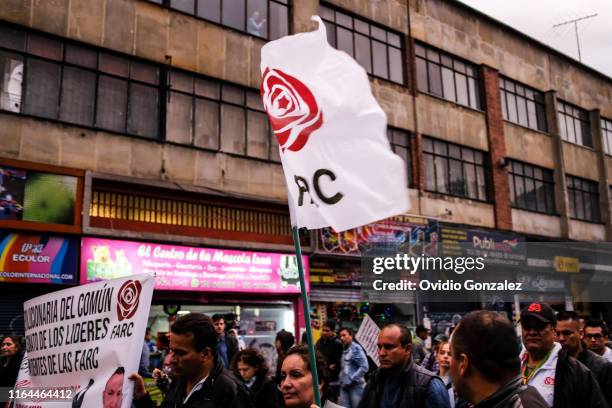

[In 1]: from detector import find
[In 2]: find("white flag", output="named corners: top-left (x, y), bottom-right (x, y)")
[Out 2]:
top-left (261, 17), bottom-right (410, 232)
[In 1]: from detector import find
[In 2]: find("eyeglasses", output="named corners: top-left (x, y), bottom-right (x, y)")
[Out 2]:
top-left (584, 333), bottom-right (604, 340)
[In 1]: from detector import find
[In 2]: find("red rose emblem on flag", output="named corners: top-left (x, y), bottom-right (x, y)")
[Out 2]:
top-left (260, 67), bottom-right (323, 152)
top-left (116, 279), bottom-right (142, 321)
top-left (527, 303), bottom-right (542, 312)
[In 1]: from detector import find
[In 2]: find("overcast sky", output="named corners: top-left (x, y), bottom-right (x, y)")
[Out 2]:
top-left (458, 0), bottom-right (612, 78)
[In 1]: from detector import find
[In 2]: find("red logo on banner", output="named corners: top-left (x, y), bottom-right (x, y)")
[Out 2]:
top-left (260, 68), bottom-right (323, 152)
top-left (528, 303), bottom-right (542, 312)
top-left (117, 279), bottom-right (142, 321)
top-left (544, 377), bottom-right (555, 385)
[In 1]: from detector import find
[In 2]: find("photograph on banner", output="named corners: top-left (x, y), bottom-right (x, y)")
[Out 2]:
top-left (12, 274), bottom-right (154, 408)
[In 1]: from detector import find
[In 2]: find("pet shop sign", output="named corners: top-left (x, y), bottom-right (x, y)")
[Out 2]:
top-left (80, 237), bottom-right (309, 294)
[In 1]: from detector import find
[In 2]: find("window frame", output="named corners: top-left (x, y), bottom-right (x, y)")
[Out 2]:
top-left (415, 41), bottom-right (483, 111)
top-left (557, 100), bottom-right (592, 148)
top-left (320, 3), bottom-right (406, 85)
top-left (386, 127), bottom-right (412, 187)
top-left (144, 0), bottom-right (290, 41)
top-left (601, 117), bottom-right (612, 156)
top-left (422, 136), bottom-right (490, 202)
top-left (507, 160), bottom-right (556, 215)
top-left (566, 175), bottom-right (601, 223)
top-left (499, 76), bottom-right (547, 133)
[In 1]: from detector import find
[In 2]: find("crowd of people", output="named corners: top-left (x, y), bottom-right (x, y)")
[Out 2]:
top-left (2, 302), bottom-right (612, 408)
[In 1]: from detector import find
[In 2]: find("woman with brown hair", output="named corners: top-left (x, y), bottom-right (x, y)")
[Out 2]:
top-left (232, 347), bottom-right (282, 408)
top-left (280, 345), bottom-right (328, 408)
top-left (0, 334), bottom-right (23, 388)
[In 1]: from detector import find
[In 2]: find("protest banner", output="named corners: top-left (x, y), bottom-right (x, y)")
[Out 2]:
top-left (11, 274), bottom-right (153, 408)
top-left (355, 314), bottom-right (380, 367)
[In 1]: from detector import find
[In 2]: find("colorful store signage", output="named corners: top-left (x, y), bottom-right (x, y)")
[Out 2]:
top-left (0, 232), bottom-right (78, 284)
top-left (81, 237), bottom-right (309, 294)
top-left (317, 215), bottom-right (438, 256)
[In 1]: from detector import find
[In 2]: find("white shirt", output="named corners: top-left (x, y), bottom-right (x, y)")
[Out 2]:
top-left (602, 347), bottom-right (612, 363)
top-left (519, 342), bottom-right (561, 408)
top-left (184, 375), bottom-right (209, 404)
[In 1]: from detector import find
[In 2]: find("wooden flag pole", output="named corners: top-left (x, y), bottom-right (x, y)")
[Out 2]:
top-left (292, 226), bottom-right (322, 407)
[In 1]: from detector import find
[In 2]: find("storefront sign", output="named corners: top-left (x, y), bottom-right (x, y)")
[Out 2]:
top-left (439, 225), bottom-right (526, 267)
top-left (0, 232), bottom-right (78, 284)
top-left (81, 238), bottom-right (308, 294)
top-left (317, 215), bottom-right (438, 256)
top-left (14, 274), bottom-right (154, 407)
top-left (554, 256), bottom-right (580, 273)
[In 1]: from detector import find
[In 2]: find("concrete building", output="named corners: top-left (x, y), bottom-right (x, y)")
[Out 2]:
top-left (1, 0), bottom-right (611, 336)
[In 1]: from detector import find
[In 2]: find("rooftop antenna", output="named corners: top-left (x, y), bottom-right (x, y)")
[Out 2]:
top-left (553, 13), bottom-right (597, 62)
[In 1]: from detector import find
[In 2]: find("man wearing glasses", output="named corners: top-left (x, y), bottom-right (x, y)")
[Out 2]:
top-left (358, 323), bottom-right (451, 408)
top-left (519, 302), bottom-right (607, 408)
top-left (584, 320), bottom-right (612, 363)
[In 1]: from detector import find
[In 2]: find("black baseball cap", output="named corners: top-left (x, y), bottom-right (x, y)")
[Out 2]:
top-left (520, 303), bottom-right (555, 324)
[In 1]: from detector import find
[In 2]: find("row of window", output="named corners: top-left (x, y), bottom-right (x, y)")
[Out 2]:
top-left (500, 76), bottom-right (547, 132)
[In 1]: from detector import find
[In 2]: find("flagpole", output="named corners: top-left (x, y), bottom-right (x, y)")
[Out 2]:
top-left (292, 226), bottom-right (322, 407)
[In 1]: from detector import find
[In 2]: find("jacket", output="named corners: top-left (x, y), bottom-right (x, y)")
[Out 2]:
top-left (219, 333), bottom-right (239, 368)
top-left (521, 342), bottom-right (608, 408)
top-left (0, 352), bottom-right (23, 387)
top-left (577, 344), bottom-right (612, 408)
top-left (134, 360), bottom-right (254, 408)
top-left (248, 376), bottom-right (282, 408)
top-left (316, 336), bottom-right (343, 381)
top-left (474, 377), bottom-right (548, 408)
top-left (358, 358), bottom-right (451, 408)
top-left (339, 341), bottom-right (369, 387)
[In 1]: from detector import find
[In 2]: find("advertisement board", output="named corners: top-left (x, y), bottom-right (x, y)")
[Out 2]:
top-left (0, 232), bottom-right (78, 284)
top-left (81, 237), bottom-right (308, 294)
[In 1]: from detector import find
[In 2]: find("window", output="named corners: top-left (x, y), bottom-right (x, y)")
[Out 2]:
top-left (423, 137), bottom-right (489, 201)
top-left (415, 42), bottom-right (482, 110)
top-left (557, 100), bottom-right (592, 148)
top-left (0, 25), bottom-right (161, 139)
top-left (508, 160), bottom-right (555, 214)
top-left (567, 175), bottom-right (600, 222)
top-left (387, 127), bottom-right (411, 186)
top-left (601, 118), bottom-right (612, 155)
top-left (320, 4), bottom-right (404, 84)
top-left (500, 77), bottom-right (547, 132)
top-left (166, 70), bottom-right (280, 162)
top-left (147, 0), bottom-right (289, 40)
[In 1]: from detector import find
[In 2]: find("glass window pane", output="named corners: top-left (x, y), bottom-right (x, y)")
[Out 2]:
top-left (582, 121), bottom-right (592, 147)
top-left (575, 190), bottom-right (584, 219)
top-left (354, 34), bottom-right (372, 73)
top-left (526, 100), bottom-right (537, 130)
top-left (387, 33), bottom-right (401, 47)
top-left (0, 52), bottom-right (23, 113)
top-left (517, 97), bottom-right (528, 126)
top-left (221, 104), bottom-right (245, 154)
top-left (355, 20), bottom-right (369, 34)
top-left (59, 66), bottom-right (96, 126)
top-left (28, 35), bottom-right (62, 60)
top-left (424, 154), bottom-right (436, 191)
top-left (100, 53), bottom-right (129, 77)
top-left (171, 71), bottom-right (194, 93)
top-left (441, 67), bottom-right (455, 102)
top-left (509, 174), bottom-right (516, 205)
top-left (371, 26), bottom-right (386, 41)
top-left (65, 44), bottom-right (97, 68)
top-left (455, 72), bottom-right (468, 106)
top-left (337, 27), bottom-right (354, 57)
top-left (416, 58), bottom-right (428, 93)
top-left (222, 84), bottom-right (244, 104)
top-left (507, 94), bottom-right (518, 123)
top-left (246, 91), bottom-right (264, 110)
top-left (198, 0), bottom-right (221, 22)
top-left (0, 26), bottom-right (26, 51)
top-left (574, 118), bottom-right (583, 145)
top-left (194, 98), bottom-right (220, 149)
top-left (427, 62), bottom-right (442, 96)
top-left (247, 110), bottom-right (269, 159)
top-left (535, 180), bottom-right (545, 212)
top-left (426, 48), bottom-right (440, 63)
top-left (388, 47), bottom-right (403, 84)
top-left (127, 83), bottom-right (159, 138)
top-left (336, 12), bottom-right (352, 29)
top-left (372, 41), bottom-right (387, 79)
top-left (222, 0), bottom-right (246, 31)
top-left (423, 137), bottom-right (433, 152)
top-left (449, 144), bottom-right (461, 159)
top-left (415, 43), bottom-right (426, 57)
top-left (166, 92), bottom-right (193, 144)
top-left (24, 59), bottom-right (60, 119)
top-left (476, 166), bottom-right (487, 200)
top-left (434, 156), bottom-right (448, 193)
top-left (323, 21), bottom-right (336, 46)
top-left (171, 0), bottom-right (195, 13)
top-left (468, 77), bottom-right (479, 109)
top-left (247, 0), bottom-right (268, 37)
top-left (466, 163), bottom-right (477, 198)
top-left (319, 5), bottom-right (334, 21)
top-left (96, 76), bottom-right (128, 132)
top-left (525, 178), bottom-right (536, 210)
top-left (500, 90), bottom-right (508, 120)
top-left (454, 60), bottom-right (466, 74)
top-left (434, 140), bottom-right (447, 155)
top-left (269, 2), bottom-right (288, 40)
top-left (131, 62), bottom-right (159, 84)
top-left (195, 77), bottom-right (220, 99)
top-left (449, 159), bottom-right (464, 196)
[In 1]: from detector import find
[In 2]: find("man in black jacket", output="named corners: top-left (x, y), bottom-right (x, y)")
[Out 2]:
top-left (555, 311), bottom-right (612, 407)
top-left (130, 313), bottom-right (253, 408)
top-left (449, 310), bottom-right (548, 408)
top-left (519, 302), bottom-right (607, 408)
top-left (213, 314), bottom-right (239, 369)
top-left (316, 321), bottom-right (343, 402)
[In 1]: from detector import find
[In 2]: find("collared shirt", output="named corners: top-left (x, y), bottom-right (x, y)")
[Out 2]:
top-left (519, 342), bottom-right (561, 407)
top-left (602, 347), bottom-right (612, 363)
top-left (245, 375), bottom-right (257, 389)
top-left (219, 334), bottom-right (229, 368)
top-left (184, 375), bottom-right (209, 404)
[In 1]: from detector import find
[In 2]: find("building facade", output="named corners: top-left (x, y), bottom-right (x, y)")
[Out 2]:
top-left (1, 0), bottom-right (612, 338)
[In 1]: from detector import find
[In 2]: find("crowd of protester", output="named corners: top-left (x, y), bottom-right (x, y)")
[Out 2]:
top-left (3, 302), bottom-right (612, 408)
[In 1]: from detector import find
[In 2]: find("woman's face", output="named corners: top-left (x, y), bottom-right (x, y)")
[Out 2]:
top-left (1, 337), bottom-right (18, 358)
top-left (280, 354), bottom-right (314, 408)
top-left (237, 361), bottom-right (256, 382)
top-left (436, 342), bottom-right (451, 369)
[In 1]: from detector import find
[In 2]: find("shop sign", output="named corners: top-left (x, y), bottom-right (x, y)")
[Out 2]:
top-left (0, 232), bottom-right (78, 284)
top-left (317, 215), bottom-right (438, 256)
top-left (81, 237), bottom-right (308, 294)
top-left (439, 225), bottom-right (526, 267)
top-left (554, 256), bottom-right (580, 273)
